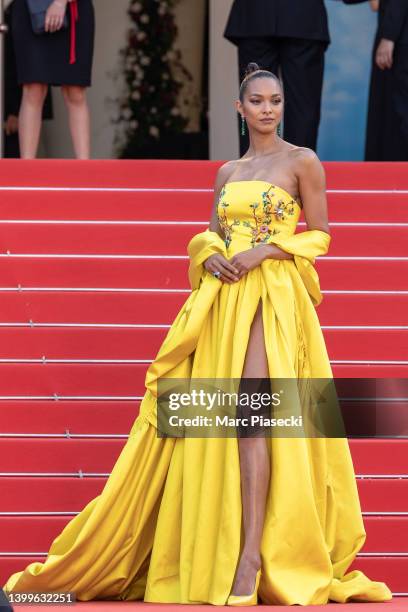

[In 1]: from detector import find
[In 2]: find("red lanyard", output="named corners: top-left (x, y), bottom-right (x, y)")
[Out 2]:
top-left (69, 0), bottom-right (79, 64)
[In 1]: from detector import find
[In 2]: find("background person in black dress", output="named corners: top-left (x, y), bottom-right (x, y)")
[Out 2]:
top-left (344, 0), bottom-right (408, 160)
top-left (224, 0), bottom-right (331, 155)
top-left (4, 3), bottom-right (53, 158)
top-left (11, 0), bottom-right (94, 158)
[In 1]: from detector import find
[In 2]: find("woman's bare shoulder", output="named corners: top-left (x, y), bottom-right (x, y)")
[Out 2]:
top-left (214, 160), bottom-right (240, 188)
top-left (286, 146), bottom-right (326, 193)
top-left (287, 145), bottom-right (322, 170)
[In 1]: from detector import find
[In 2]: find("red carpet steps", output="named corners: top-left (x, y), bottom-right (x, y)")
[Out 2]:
top-left (0, 160), bottom-right (407, 597)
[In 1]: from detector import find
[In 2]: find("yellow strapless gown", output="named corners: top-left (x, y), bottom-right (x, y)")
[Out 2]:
top-left (3, 181), bottom-right (392, 605)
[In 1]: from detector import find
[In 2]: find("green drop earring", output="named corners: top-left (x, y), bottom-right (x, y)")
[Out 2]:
top-left (241, 115), bottom-right (246, 136)
top-left (277, 122), bottom-right (282, 137)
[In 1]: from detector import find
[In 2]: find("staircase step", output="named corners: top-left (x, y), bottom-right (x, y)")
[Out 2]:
top-left (1, 477), bottom-right (407, 512)
top-left (0, 401), bottom-right (139, 434)
top-left (0, 258), bottom-right (407, 290)
top-left (332, 365), bottom-right (408, 376)
top-left (1, 399), bottom-right (406, 438)
top-left (0, 363), bottom-right (147, 396)
top-left (0, 515), bottom-right (406, 552)
top-left (0, 159), bottom-right (408, 189)
top-left (0, 438), bottom-right (406, 473)
top-left (0, 290), bottom-right (407, 326)
top-left (0, 327), bottom-right (406, 360)
top-left (0, 555), bottom-right (406, 594)
top-left (348, 557), bottom-right (408, 592)
top-left (0, 159), bottom-right (222, 188)
top-left (0, 363), bottom-right (406, 397)
top-left (0, 224), bottom-right (407, 256)
top-left (1, 191), bottom-right (407, 222)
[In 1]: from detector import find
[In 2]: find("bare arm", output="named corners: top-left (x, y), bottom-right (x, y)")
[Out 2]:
top-left (295, 149), bottom-right (330, 235)
top-left (255, 149), bottom-right (330, 263)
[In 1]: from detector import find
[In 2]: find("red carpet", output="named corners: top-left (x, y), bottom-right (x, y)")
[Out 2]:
top-left (0, 160), bottom-right (407, 600)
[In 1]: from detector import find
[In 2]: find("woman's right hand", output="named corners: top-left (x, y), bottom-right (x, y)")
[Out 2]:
top-left (204, 254), bottom-right (240, 284)
top-left (45, 0), bottom-right (67, 33)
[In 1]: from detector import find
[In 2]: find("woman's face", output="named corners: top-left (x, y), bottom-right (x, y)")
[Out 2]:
top-left (237, 77), bottom-right (284, 136)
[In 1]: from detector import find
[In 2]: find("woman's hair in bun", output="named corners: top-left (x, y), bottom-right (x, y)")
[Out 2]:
top-left (239, 62), bottom-right (282, 102)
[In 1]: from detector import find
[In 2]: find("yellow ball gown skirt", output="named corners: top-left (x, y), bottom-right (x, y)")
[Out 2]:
top-left (3, 181), bottom-right (392, 605)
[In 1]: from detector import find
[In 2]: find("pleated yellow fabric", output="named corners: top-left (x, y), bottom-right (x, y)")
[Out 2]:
top-left (3, 181), bottom-right (392, 605)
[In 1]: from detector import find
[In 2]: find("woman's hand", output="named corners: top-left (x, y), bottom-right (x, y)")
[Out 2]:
top-left (204, 245), bottom-right (292, 283)
top-left (228, 247), bottom-right (271, 279)
top-left (204, 254), bottom-right (240, 284)
top-left (370, 0), bottom-right (379, 11)
top-left (4, 115), bottom-right (18, 135)
top-left (45, 0), bottom-right (67, 33)
top-left (376, 38), bottom-right (395, 70)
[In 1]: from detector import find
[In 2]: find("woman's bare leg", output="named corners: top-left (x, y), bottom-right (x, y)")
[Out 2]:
top-left (19, 83), bottom-right (48, 159)
top-left (61, 85), bottom-right (91, 159)
top-left (231, 299), bottom-right (271, 595)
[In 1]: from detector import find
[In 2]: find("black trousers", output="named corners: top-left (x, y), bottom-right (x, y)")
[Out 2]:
top-left (237, 37), bottom-right (326, 155)
top-left (365, 40), bottom-right (408, 161)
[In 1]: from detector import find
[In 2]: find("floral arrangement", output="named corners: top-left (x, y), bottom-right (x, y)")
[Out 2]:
top-left (115, 0), bottom-right (194, 157)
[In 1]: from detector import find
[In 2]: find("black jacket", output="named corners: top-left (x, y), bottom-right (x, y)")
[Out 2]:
top-left (224, 0), bottom-right (330, 47)
top-left (343, 0), bottom-right (408, 44)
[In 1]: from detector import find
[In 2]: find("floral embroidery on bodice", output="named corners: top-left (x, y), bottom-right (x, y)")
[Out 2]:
top-left (216, 181), bottom-right (302, 251)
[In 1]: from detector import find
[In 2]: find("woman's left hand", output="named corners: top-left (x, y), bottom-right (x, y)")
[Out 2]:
top-left (228, 249), bottom-right (263, 280)
top-left (45, 0), bottom-right (67, 33)
top-left (230, 244), bottom-right (293, 279)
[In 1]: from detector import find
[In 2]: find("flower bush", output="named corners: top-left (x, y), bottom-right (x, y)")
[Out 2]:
top-left (115, 0), bottom-right (194, 157)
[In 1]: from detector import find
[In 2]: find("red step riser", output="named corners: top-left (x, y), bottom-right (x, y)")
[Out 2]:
top-left (0, 401), bottom-right (140, 434)
top-left (1, 401), bottom-right (406, 437)
top-left (0, 328), bottom-right (406, 360)
top-left (325, 330), bottom-right (408, 360)
top-left (2, 477), bottom-right (407, 513)
top-left (1, 192), bottom-right (408, 223)
top-left (357, 479), bottom-right (408, 512)
top-left (0, 159), bottom-right (223, 188)
top-left (0, 259), bottom-right (407, 290)
top-left (333, 365), bottom-right (408, 377)
top-left (364, 517), bottom-right (408, 551)
top-left (348, 557), bottom-right (408, 592)
top-left (0, 439), bottom-right (406, 473)
top-left (0, 364), bottom-right (147, 396)
top-left (318, 293), bottom-right (408, 326)
top-left (0, 364), bottom-right (406, 396)
top-left (0, 556), bottom-right (406, 594)
top-left (1, 225), bottom-right (407, 256)
top-left (0, 291), bottom-right (407, 326)
top-left (1, 478), bottom-right (109, 511)
top-left (1, 516), bottom-right (406, 552)
top-left (0, 328), bottom-right (165, 360)
top-left (1, 160), bottom-right (408, 189)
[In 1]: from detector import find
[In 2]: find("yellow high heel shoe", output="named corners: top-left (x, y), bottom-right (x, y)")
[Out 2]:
top-left (227, 568), bottom-right (261, 606)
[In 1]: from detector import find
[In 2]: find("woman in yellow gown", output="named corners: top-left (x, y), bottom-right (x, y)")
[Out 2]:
top-left (3, 63), bottom-right (393, 606)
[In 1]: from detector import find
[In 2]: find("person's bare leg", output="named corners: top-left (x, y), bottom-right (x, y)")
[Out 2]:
top-left (61, 85), bottom-right (91, 159)
top-left (231, 299), bottom-right (271, 596)
top-left (19, 83), bottom-right (48, 159)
